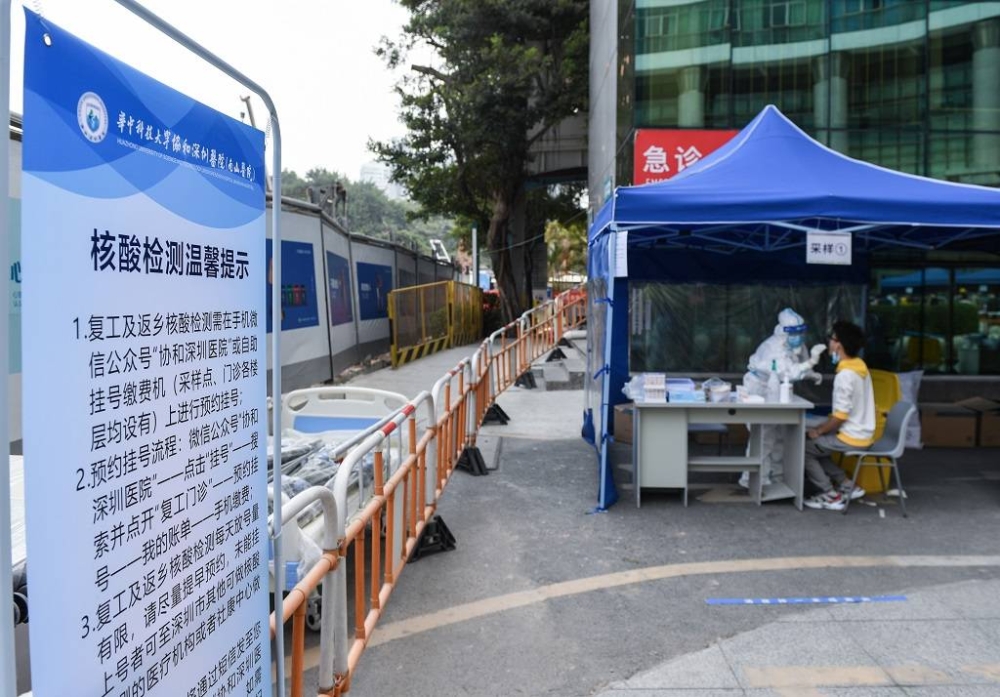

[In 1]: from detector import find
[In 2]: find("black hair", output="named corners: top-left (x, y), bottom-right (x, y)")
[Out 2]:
top-left (831, 320), bottom-right (865, 358)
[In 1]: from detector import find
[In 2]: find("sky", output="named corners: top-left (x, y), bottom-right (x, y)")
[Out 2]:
top-left (8, 0), bottom-right (418, 180)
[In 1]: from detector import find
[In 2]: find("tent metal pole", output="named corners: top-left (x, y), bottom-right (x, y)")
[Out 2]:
top-left (598, 228), bottom-right (618, 509)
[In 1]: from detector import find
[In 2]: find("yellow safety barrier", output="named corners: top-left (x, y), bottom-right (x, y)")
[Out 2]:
top-left (388, 281), bottom-right (483, 368)
top-left (449, 281), bottom-right (484, 346)
top-left (268, 286), bottom-right (586, 696)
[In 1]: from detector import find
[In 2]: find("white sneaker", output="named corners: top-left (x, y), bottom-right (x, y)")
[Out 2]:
top-left (804, 491), bottom-right (846, 511)
top-left (737, 472), bottom-right (772, 490)
top-left (838, 480), bottom-right (866, 500)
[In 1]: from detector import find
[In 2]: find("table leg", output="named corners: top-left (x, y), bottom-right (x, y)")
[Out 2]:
top-left (634, 409), bottom-right (641, 508)
top-left (782, 417), bottom-right (806, 510)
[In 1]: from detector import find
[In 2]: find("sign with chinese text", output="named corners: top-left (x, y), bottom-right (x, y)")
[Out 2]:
top-left (21, 11), bottom-right (270, 696)
top-left (614, 230), bottom-right (628, 278)
top-left (806, 230), bottom-right (853, 265)
top-left (633, 129), bottom-right (738, 185)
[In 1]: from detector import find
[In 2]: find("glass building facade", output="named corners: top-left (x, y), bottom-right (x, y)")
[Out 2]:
top-left (608, 0), bottom-right (1000, 376)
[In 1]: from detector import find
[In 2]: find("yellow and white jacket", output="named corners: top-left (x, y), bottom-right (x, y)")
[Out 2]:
top-left (832, 357), bottom-right (876, 447)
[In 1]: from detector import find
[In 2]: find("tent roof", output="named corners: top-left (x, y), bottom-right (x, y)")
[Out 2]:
top-left (591, 105), bottom-right (1000, 255)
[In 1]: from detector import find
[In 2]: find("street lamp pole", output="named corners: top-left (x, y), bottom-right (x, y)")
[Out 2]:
top-left (471, 225), bottom-right (478, 287)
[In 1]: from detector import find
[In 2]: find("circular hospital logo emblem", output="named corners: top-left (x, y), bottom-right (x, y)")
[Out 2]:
top-left (77, 92), bottom-right (108, 143)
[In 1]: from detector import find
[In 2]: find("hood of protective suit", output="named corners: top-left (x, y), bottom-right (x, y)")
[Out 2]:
top-left (772, 307), bottom-right (807, 338)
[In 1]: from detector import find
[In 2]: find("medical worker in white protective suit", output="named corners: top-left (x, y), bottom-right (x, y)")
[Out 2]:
top-left (740, 308), bottom-right (827, 487)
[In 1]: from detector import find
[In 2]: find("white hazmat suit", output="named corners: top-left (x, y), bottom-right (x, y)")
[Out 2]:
top-left (741, 308), bottom-right (826, 487)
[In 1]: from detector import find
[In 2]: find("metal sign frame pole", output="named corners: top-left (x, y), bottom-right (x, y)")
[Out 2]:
top-left (0, 2), bottom-right (286, 692)
top-left (112, 2), bottom-right (288, 694)
top-left (0, 1), bottom-right (16, 694)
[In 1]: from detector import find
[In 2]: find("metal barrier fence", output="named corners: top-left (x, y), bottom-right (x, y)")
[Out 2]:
top-left (269, 286), bottom-right (587, 696)
top-left (449, 281), bottom-right (484, 346)
top-left (388, 281), bottom-right (483, 368)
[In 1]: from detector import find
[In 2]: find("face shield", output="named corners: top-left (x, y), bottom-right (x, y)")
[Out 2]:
top-left (781, 314), bottom-right (808, 350)
top-left (786, 332), bottom-right (806, 349)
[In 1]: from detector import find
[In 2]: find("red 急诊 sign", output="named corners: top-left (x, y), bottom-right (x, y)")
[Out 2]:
top-left (633, 128), bottom-right (739, 185)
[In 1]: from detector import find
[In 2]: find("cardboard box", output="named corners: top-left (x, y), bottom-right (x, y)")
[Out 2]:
top-left (691, 423), bottom-right (748, 446)
top-left (981, 410), bottom-right (1000, 447)
top-left (954, 397), bottom-right (1000, 447)
top-left (692, 426), bottom-right (726, 445)
top-left (726, 422), bottom-right (750, 446)
top-left (614, 403), bottom-right (634, 444)
top-left (954, 397), bottom-right (1000, 412)
top-left (920, 404), bottom-right (977, 448)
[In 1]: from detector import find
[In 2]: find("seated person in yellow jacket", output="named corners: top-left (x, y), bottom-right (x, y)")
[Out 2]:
top-left (803, 320), bottom-right (875, 511)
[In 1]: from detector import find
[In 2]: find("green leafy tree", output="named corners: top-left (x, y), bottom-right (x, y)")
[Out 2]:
top-left (545, 217), bottom-right (587, 277)
top-left (528, 183), bottom-right (587, 281)
top-left (348, 180), bottom-right (408, 238)
top-left (372, 0), bottom-right (588, 321)
top-left (279, 167), bottom-right (346, 203)
top-left (279, 167), bottom-right (443, 257)
top-left (280, 168), bottom-right (307, 198)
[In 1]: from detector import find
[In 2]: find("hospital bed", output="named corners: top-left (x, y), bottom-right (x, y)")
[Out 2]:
top-left (267, 387), bottom-right (410, 628)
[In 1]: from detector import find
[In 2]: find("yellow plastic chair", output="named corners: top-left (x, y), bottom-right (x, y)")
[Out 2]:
top-left (835, 369), bottom-right (901, 493)
top-left (905, 336), bottom-right (942, 371)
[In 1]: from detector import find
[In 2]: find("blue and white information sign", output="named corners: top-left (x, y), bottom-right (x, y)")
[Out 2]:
top-left (21, 11), bottom-right (270, 697)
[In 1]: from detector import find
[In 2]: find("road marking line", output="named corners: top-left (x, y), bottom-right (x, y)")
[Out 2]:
top-left (293, 554), bottom-right (1000, 671)
top-left (744, 665), bottom-right (891, 688)
top-left (885, 665), bottom-right (954, 684)
top-left (965, 663), bottom-right (1000, 681)
top-left (745, 664), bottom-right (964, 689)
top-left (368, 555), bottom-right (1000, 647)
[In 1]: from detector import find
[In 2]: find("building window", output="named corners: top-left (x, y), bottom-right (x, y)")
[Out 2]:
top-left (641, 10), bottom-right (678, 38)
top-left (708, 5), bottom-right (736, 31)
top-left (766, 0), bottom-right (807, 28)
top-left (842, 0), bottom-right (883, 15)
top-left (868, 266), bottom-right (1000, 375)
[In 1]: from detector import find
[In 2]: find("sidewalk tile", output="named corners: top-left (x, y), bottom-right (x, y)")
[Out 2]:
top-left (620, 644), bottom-right (741, 690)
top-left (838, 620), bottom-right (1000, 684)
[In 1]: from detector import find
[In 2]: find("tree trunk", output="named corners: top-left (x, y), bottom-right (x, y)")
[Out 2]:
top-left (487, 192), bottom-right (524, 324)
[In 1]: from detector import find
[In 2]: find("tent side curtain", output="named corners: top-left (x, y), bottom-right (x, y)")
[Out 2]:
top-left (588, 231), bottom-right (611, 286)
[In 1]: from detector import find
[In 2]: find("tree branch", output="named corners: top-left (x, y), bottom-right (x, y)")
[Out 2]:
top-left (411, 64), bottom-right (450, 83)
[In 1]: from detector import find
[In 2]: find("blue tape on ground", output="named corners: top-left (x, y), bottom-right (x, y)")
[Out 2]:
top-left (705, 595), bottom-right (907, 606)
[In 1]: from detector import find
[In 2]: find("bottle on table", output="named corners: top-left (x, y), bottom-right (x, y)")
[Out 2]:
top-left (779, 374), bottom-right (791, 404)
top-left (767, 359), bottom-right (780, 402)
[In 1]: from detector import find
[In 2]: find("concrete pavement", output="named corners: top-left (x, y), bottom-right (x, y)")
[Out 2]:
top-left (321, 342), bottom-right (1000, 696)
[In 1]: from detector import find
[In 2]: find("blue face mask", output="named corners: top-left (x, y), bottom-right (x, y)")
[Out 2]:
top-left (831, 351), bottom-right (840, 365)
top-left (787, 334), bottom-right (805, 349)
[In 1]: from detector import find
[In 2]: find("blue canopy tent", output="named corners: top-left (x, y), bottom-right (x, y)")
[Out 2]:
top-left (587, 105), bottom-right (1000, 510)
